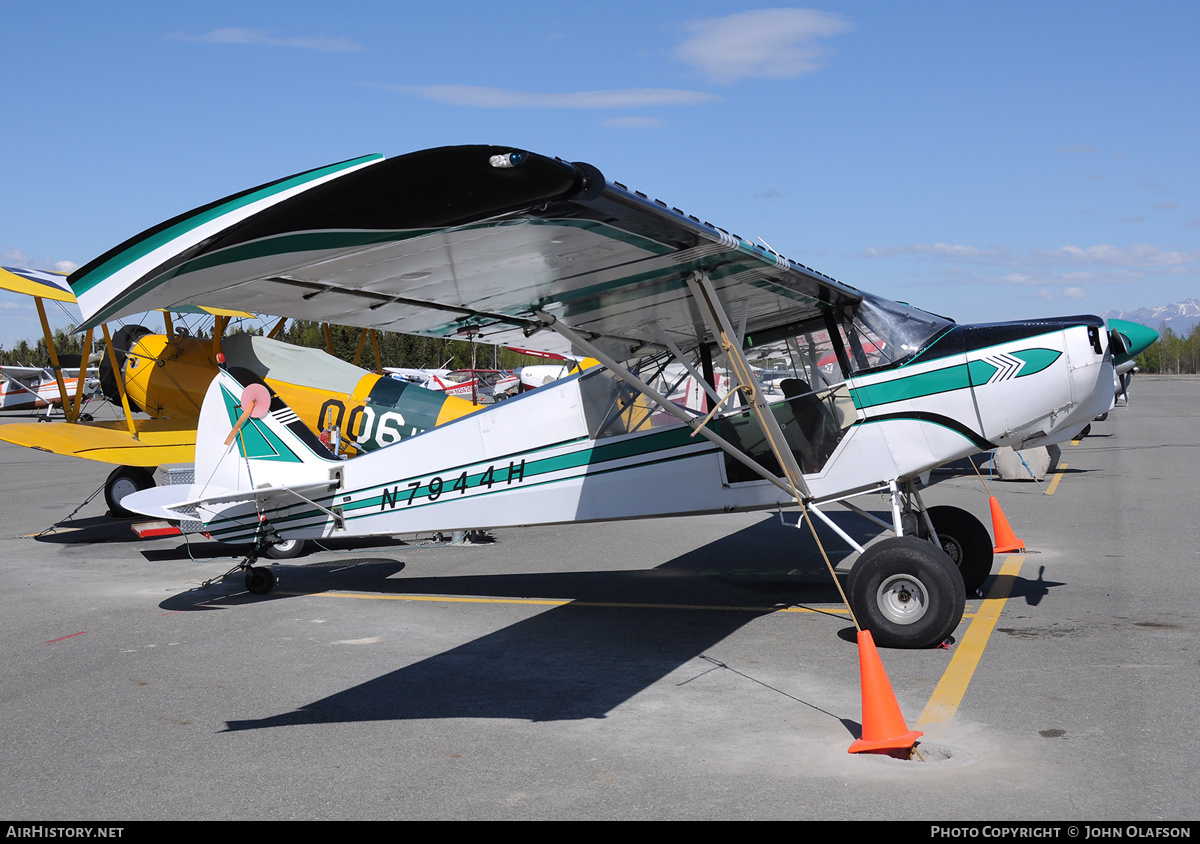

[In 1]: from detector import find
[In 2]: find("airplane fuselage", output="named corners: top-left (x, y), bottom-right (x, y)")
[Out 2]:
top-left (171, 315), bottom-right (1113, 546)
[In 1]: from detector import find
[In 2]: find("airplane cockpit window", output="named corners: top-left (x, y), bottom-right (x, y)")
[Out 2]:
top-left (840, 297), bottom-right (954, 375)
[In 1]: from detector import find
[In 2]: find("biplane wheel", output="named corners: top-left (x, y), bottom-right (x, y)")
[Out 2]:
top-left (104, 466), bottom-right (155, 518)
top-left (847, 537), bottom-right (965, 648)
top-left (245, 566), bottom-right (276, 595)
top-left (924, 506), bottom-right (994, 595)
top-left (264, 538), bottom-right (306, 560)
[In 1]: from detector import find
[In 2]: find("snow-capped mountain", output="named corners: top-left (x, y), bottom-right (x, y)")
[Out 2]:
top-left (1103, 298), bottom-right (1200, 335)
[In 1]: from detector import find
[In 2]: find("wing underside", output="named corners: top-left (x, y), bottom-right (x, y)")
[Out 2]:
top-left (71, 146), bottom-right (863, 363)
top-left (0, 419), bottom-right (196, 466)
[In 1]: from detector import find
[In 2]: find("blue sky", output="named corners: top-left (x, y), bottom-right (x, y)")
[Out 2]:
top-left (3, 1), bottom-right (1197, 351)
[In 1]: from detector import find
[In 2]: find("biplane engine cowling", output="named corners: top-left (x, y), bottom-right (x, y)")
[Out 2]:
top-left (98, 324), bottom-right (152, 412)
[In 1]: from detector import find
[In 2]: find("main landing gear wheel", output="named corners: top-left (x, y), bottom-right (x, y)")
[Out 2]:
top-left (924, 505), bottom-right (994, 595)
top-left (245, 566), bottom-right (276, 595)
top-left (104, 465), bottom-right (155, 518)
top-left (264, 538), bottom-right (307, 560)
top-left (847, 536), bottom-right (966, 648)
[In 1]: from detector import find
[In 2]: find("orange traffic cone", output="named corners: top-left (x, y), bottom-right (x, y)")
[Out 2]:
top-left (989, 496), bottom-right (1026, 553)
top-left (848, 630), bottom-right (923, 754)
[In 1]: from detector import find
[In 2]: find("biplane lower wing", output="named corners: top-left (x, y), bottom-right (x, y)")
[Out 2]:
top-left (0, 418), bottom-right (196, 466)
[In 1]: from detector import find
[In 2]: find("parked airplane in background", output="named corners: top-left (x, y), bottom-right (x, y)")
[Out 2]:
top-left (0, 364), bottom-right (96, 413)
top-left (423, 368), bottom-right (520, 403)
top-left (69, 145), bottom-right (1116, 648)
top-left (0, 266), bottom-right (482, 521)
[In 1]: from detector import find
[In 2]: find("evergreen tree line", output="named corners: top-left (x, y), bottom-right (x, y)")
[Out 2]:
top-left (0, 328), bottom-right (87, 367)
top-left (1133, 324), bottom-right (1200, 375)
top-left (1, 320), bottom-right (547, 371)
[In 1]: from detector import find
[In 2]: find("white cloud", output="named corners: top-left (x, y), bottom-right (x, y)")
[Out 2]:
top-left (170, 28), bottom-right (362, 52)
top-left (392, 85), bottom-right (718, 109)
top-left (1, 249), bottom-right (78, 273)
top-left (866, 241), bottom-right (1197, 271)
top-left (863, 241), bottom-right (1200, 300)
top-left (1034, 244), bottom-right (1195, 268)
top-left (674, 8), bottom-right (852, 85)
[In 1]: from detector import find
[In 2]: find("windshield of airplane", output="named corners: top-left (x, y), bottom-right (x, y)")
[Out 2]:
top-left (840, 297), bottom-right (954, 374)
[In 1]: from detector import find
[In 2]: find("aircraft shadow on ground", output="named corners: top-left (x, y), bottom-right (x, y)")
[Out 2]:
top-left (214, 514), bottom-right (875, 731)
top-left (33, 515), bottom-right (146, 544)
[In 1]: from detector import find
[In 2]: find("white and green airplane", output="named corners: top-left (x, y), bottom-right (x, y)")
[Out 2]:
top-left (69, 146), bottom-right (1117, 648)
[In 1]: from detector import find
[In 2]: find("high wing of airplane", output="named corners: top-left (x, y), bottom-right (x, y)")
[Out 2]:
top-left (71, 145), bottom-right (1117, 648)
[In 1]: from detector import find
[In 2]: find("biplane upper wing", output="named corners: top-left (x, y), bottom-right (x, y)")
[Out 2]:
top-left (2, 264), bottom-right (253, 318)
top-left (0, 266), bottom-right (76, 302)
top-left (70, 146), bottom-right (865, 363)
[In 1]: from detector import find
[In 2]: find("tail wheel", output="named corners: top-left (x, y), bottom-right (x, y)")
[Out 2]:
top-left (245, 566), bottom-right (276, 595)
top-left (924, 505), bottom-right (995, 595)
top-left (847, 537), bottom-right (965, 648)
top-left (104, 466), bottom-right (156, 518)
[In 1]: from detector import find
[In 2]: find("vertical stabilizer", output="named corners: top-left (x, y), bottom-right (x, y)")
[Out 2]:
top-left (192, 367), bottom-right (339, 500)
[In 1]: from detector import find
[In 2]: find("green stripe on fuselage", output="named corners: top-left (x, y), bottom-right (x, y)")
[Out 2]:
top-left (851, 348), bottom-right (1062, 410)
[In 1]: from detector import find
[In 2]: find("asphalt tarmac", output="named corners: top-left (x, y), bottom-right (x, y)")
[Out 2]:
top-left (2, 377), bottom-right (1197, 821)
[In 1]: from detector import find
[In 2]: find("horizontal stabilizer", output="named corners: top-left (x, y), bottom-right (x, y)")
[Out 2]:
top-left (123, 479), bottom-right (339, 521)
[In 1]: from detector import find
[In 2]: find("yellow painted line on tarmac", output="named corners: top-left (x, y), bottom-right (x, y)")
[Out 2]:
top-left (916, 554), bottom-right (1025, 728)
top-left (1044, 462), bottom-right (1069, 496)
top-left (310, 590), bottom-right (851, 615)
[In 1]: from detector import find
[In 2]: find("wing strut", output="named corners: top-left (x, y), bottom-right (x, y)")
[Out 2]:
top-left (34, 298), bottom-right (72, 418)
top-left (685, 271), bottom-right (812, 501)
top-left (99, 323), bottom-right (140, 441)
